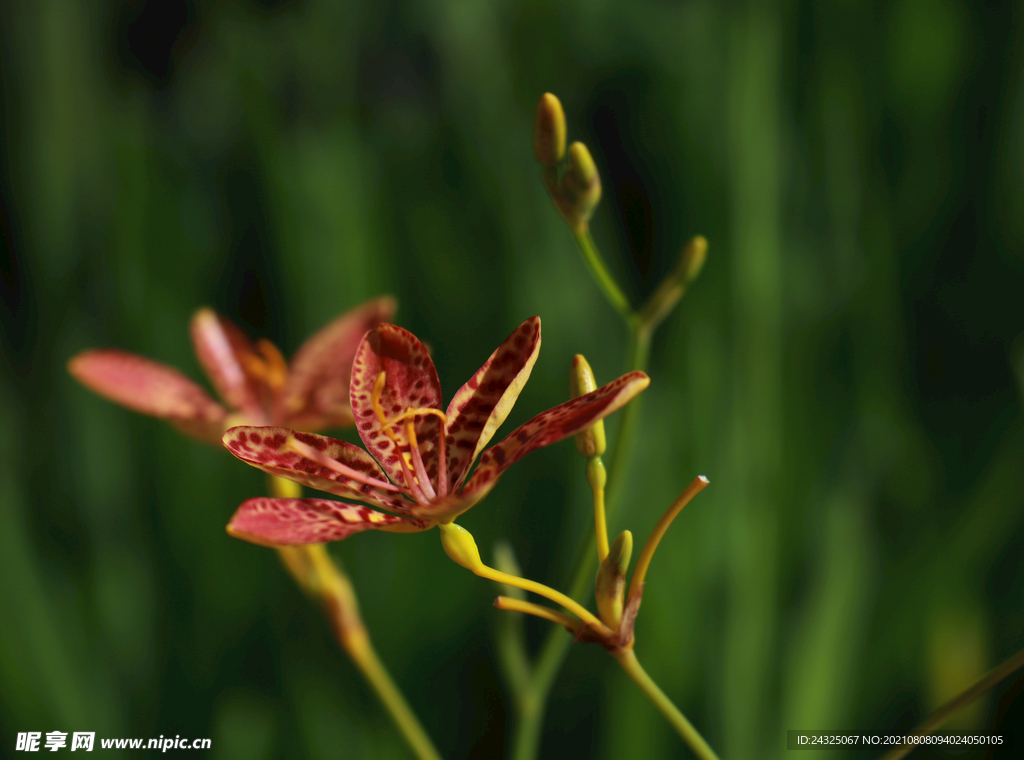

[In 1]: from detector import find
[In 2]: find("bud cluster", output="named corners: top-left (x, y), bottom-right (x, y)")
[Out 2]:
top-left (534, 93), bottom-right (603, 233)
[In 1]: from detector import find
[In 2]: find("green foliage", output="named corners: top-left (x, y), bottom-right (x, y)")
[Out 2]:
top-left (2, 0), bottom-right (1023, 757)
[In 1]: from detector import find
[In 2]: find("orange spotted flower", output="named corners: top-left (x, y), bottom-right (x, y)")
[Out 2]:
top-left (68, 297), bottom-right (396, 443)
top-left (224, 317), bottom-right (650, 545)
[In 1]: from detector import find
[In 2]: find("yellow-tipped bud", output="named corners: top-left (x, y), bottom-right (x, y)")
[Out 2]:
top-left (638, 235), bottom-right (708, 330)
top-left (596, 530), bottom-right (633, 628)
top-left (546, 141), bottom-right (603, 233)
top-left (679, 235), bottom-right (708, 283)
top-left (534, 93), bottom-right (567, 167)
top-left (439, 523), bottom-right (483, 572)
top-left (569, 354), bottom-right (598, 396)
top-left (561, 141), bottom-right (602, 228)
top-left (569, 355), bottom-right (606, 457)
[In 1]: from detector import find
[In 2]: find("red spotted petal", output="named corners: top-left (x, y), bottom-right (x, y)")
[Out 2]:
top-left (349, 324), bottom-right (443, 491)
top-left (222, 426), bottom-right (412, 513)
top-left (281, 296), bottom-right (397, 430)
top-left (190, 308), bottom-right (270, 423)
top-left (460, 371), bottom-right (651, 501)
top-left (445, 317), bottom-right (541, 491)
top-left (227, 497), bottom-right (430, 546)
top-left (68, 349), bottom-right (227, 444)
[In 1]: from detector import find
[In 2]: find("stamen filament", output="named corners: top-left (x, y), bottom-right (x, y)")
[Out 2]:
top-left (256, 338), bottom-right (288, 390)
top-left (372, 372), bottom-right (427, 503)
top-left (494, 596), bottom-right (580, 629)
top-left (286, 438), bottom-right (403, 492)
top-left (405, 417), bottom-right (437, 501)
top-left (627, 475), bottom-right (709, 602)
top-left (436, 417), bottom-right (448, 497)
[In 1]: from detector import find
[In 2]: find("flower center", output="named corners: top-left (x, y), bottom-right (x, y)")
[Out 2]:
top-left (241, 339), bottom-right (289, 420)
top-left (371, 371), bottom-right (447, 503)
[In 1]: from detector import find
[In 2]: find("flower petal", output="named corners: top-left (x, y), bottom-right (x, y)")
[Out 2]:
top-left (461, 371), bottom-right (651, 501)
top-left (281, 296), bottom-right (397, 430)
top-left (223, 426), bottom-right (412, 513)
top-left (68, 349), bottom-right (228, 444)
top-left (190, 308), bottom-right (269, 423)
top-left (349, 324), bottom-right (443, 491)
top-left (227, 497), bottom-right (430, 546)
top-left (445, 316), bottom-right (541, 491)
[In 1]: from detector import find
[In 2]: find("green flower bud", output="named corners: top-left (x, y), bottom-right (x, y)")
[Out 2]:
top-left (560, 141), bottom-right (602, 230)
top-left (544, 142), bottom-right (603, 233)
top-left (534, 93), bottom-right (567, 167)
top-left (638, 235), bottom-right (708, 330)
top-left (569, 355), bottom-right (606, 457)
top-left (596, 530), bottom-right (633, 629)
top-left (679, 234), bottom-right (708, 283)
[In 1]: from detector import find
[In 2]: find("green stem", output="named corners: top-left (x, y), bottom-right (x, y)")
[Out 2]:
top-left (348, 635), bottom-right (446, 760)
top-left (271, 477), bottom-right (443, 760)
top-left (510, 323), bottom-right (651, 760)
top-left (878, 646), bottom-right (1024, 760)
top-left (613, 648), bottom-right (721, 760)
top-left (572, 226), bottom-right (634, 322)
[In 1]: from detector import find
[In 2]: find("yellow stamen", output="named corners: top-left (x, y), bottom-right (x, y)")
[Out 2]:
top-left (371, 373), bottom-right (402, 447)
top-left (404, 417), bottom-right (437, 501)
top-left (240, 339), bottom-right (289, 393)
top-left (370, 372), bottom-right (447, 501)
top-left (256, 339), bottom-right (288, 390)
top-left (494, 596), bottom-right (580, 629)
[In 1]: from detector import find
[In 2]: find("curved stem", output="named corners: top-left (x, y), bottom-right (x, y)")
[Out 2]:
top-left (474, 564), bottom-right (613, 638)
top-left (572, 226), bottom-right (634, 322)
top-left (879, 646), bottom-right (1024, 760)
top-left (270, 477), bottom-right (443, 760)
top-left (628, 476), bottom-right (710, 602)
top-left (606, 326), bottom-right (652, 511)
top-left (495, 596), bottom-right (579, 629)
top-left (613, 648), bottom-right (721, 760)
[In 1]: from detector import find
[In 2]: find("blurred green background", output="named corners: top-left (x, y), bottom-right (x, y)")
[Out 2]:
top-left (2, 0), bottom-right (1024, 758)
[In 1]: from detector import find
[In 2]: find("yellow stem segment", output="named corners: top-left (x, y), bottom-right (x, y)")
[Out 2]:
top-left (475, 565), bottom-right (614, 639)
top-left (628, 476), bottom-right (709, 602)
top-left (614, 648), bottom-right (721, 760)
top-left (587, 456), bottom-right (610, 561)
top-left (494, 596), bottom-right (579, 629)
top-left (269, 477), bottom-right (443, 760)
top-left (437, 522), bottom-right (613, 638)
